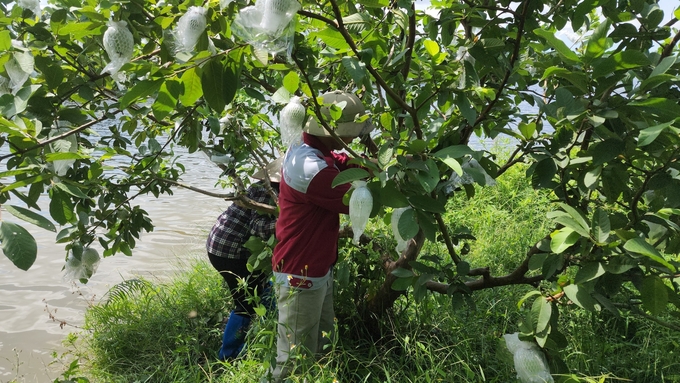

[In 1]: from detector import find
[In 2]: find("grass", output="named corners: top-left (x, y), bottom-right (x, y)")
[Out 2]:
top-left (57, 161), bottom-right (680, 383)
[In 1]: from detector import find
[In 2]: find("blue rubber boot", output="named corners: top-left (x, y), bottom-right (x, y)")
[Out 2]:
top-left (218, 310), bottom-right (252, 361)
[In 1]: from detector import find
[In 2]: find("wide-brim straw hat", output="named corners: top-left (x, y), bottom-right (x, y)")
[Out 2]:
top-left (252, 157), bottom-right (283, 183)
top-left (303, 90), bottom-right (374, 138)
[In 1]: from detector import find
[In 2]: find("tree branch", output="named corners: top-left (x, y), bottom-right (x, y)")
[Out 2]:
top-left (461, 0), bottom-right (530, 142)
top-left (435, 212), bottom-right (461, 264)
top-left (326, 0), bottom-right (416, 119)
top-left (661, 28), bottom-right (680, 60)
top-left (426, 235), bottom-right (547, 293)
top-left (0, 116), bottom-right (107, 161)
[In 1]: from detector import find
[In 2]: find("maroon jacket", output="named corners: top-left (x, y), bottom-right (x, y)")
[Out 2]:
top-left (272, 133), bottom-right (352, 278)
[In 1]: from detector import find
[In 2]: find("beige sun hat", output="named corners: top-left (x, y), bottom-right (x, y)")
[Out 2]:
top-left (303, 90), bottom-right (374, 138)
top-left (252, 157), bottom-right (283, 183)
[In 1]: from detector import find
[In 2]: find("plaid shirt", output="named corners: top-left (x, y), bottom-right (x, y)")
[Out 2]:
top-left (206, 182), bottom-right (277, 260)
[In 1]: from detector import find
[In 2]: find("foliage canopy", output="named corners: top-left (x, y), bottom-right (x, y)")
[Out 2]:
top-left (1, 0), bottom-right (680, 378)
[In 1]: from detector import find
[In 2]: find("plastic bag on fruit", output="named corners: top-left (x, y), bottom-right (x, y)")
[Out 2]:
top-left (231, 0), bottom-right (300, 58)
top-left (172, 7), bottom-right (208, 55)
top-left (18, 0), bottom-right (40, 17)
top-left (391, 207), bottom-right (412, 253)
top-left (349, 181), bottom-right (373, 245)
top-left (102, 21), bottom-right (134, 82)
top-left (64, 247), bottom-right (101, 281)
top-left (280, 96), bottom-right (305, 147)
top-left (502, 333), bottom-right (554, 383)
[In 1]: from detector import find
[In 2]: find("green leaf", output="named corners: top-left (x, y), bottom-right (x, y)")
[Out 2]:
top-left (529, 253), bottom-right (548, 271)
top-left (585, 19), bottom-right (611, 60)
top-left (120, 79), bottom-right (164, 109)
top-left (574, 262), bottom-right (606, 284)
top-left (414, 159), bottom-right (439, 193)
top-left (542, 253), bottom-right (564, 279)
top-left (563, 283), bottom-right (599, 311)
top-left (532, 158), bottom-right (557, 189)
top-left (604, 255), bottom-right (638, 274)
top-left (391, 275), bottom-right (414, 291)
top-left (414, 210), bottom-right (437, 242)
top-left (53, 182), bottom-right (90, 199)
top-left (591, 208), bottom-right (610, 244)
top-left (153, 80), bottom-right (180, 120)
top-left (558, 203), bottom-right (590, 233)
top-left (532, 296), bottom-right (552, 336)
top-left (649, 55), bottom-right (677, 78)
top-left (1, 174), bottom-right (49, 193)
top-left (4, 205), bottom-right (56, 232)
top-left (315, 28), bottom-right (350, 50)
top-left (637, 121), bottom-right (674, 147)
top-left (623, 238), bottom-right (676, 272)
top-left (380, 181), bottom-right (409, 208)
top-left (398, 207), bottom-right (419, 240)
top-left (517, 290), bottom-right (542, 309)
top-left (391, 267), bottom-right (414, 278)
top-left (0, 30), bottom-right (10, 51)
top-left (0, 222), bottom-right (37, 271)
top-left (432, 145), bottom-right (473, 176)
top-left (342, 57), bottom-right (366, 85)
top-left (408, 195), bottom-right (446, 214)
top-left (424, 39), bottom-right (440, 56)
top-left (591, 138), bottom-right (624, 165)
top-left (179, 68), bottom-right (203, 106)
top-left (533, 28), bottom-right (581, 63)
top-left (550, 228), bottom-right (580, 254)
top-left (457, 94), bottom-right (477, 124)
top-left (640, 275), bottom-right (668, 315)
top-left (611, 50), bottom-right (651, 70)
top-left (282, 71), bottom-right (299, 94)
top-left (518, 122), bottom-right (536, 140)
top-left (331, 168), bottom-right (370, 188)
top-left (552, 214), bottom-right (590, 238)
top-left (201, 58), bottom-right (227, 112)
top-left (2, 85), bottom-right (41, 117)
top-left (378, 144), bottom-right (394, 168)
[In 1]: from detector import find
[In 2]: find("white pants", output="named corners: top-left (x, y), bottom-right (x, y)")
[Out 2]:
top-left (268, 270), bottom-right (335, 382)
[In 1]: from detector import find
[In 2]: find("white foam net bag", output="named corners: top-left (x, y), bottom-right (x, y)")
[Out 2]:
top-left (448, 158), bottom-right (496, 189)
top-left (64, 247), bottom-right (101, 281)
top-left (349, 180), bottom-right (373, 244)
top-left (102, 20), bottom-right (134, 79)
top-left (5, 51), bottom-right (34, 94)
top-left (18, 0), bottom-right (40, 16)
top-left (503, 333), bottom-right (554, 383)
top-left (231, 0), bottom-right (300, 57)
top-left (173, 7), bottom-right (208, 55)
top-left (391, 207), bottom-right (411, 253)
top-left (280, 96), bottom-right (305, 147)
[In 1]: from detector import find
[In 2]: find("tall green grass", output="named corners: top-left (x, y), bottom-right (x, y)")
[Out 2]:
top-left (62, 160), bottom-right (680, 383)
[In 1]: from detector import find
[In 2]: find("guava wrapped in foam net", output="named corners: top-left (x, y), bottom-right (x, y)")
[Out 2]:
top-left (503, 333), bottom-right (554, 383)
top-left (349, 181), bottom-right (373, 245)
top-left (102, 20), bottom-right (134, 81)
top-left (231, 0), bottom-right (300, 58)
top-left (18, 0), bottom-right (40, 16)
top-left (280, 96), bottom-right (305, 147)
top-left (173, 7), bottom-right (208, 55)
top-left (64, 247), bottom-right (101, 281)
top-left (391, 207), bottom-right (412, 253)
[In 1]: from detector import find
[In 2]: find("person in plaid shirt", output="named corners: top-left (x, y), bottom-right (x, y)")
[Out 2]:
top-left (207, 157), bottom-right (282, 361)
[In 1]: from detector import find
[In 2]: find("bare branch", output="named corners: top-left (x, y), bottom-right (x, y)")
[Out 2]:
top-left (661, 29), bottom-right (680, 60)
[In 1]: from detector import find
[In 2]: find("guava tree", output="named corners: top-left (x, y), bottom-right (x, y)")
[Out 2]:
top-left (1, 0), bottom-right (679, 376)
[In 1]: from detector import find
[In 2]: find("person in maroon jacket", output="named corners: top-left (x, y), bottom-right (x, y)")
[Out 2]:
top-left (266, 91), bottom-right (374, 382)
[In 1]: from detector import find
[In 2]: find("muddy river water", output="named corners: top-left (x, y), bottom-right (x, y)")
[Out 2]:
top-left (0, 149), bottom-right (230, 382)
